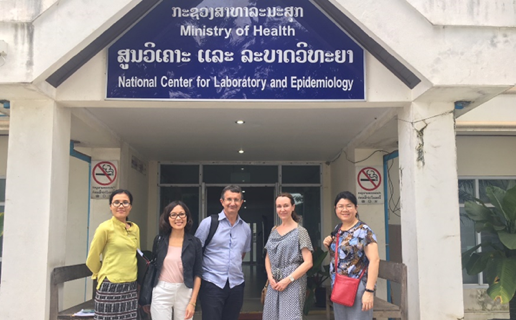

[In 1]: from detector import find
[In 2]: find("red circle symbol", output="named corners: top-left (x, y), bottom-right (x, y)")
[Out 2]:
top-left (92, 161), bottom-right (117, 186)
top-left (357, 167), bottom-right (381, 191)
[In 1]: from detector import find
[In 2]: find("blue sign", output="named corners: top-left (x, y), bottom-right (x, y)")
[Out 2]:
top-left (107, 0), bottom-right (365, 100)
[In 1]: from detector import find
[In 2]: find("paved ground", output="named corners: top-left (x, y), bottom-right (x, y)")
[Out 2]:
top-left (192, 309), bottom-right (330, 320)
top-left (303, 310), bottom-right (329, 320)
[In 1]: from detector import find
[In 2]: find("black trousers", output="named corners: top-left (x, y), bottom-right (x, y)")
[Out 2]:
top-left (200, 279), bottom-right (245, 320)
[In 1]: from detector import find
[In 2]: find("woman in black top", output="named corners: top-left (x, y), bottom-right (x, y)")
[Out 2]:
top-left (146, 201), bottom-right (203, 320)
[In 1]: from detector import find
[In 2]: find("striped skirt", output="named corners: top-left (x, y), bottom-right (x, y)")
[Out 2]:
top-left (94, 279), bottom-right (138, 320)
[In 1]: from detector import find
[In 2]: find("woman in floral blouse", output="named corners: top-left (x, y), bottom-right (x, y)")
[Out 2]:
top-left (323, 191), bottom-right (380, 320)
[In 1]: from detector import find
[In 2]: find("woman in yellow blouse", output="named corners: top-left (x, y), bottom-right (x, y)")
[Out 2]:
top-left (86, 189), bottom-right (140, 320)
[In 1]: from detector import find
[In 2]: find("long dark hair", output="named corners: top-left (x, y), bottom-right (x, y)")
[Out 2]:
top-left (275, 192), bottom-right (300, 222)
top-left (159, 200), bottom-right (193, 235)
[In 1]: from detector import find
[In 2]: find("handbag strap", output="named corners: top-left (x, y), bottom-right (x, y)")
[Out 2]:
top-left (150, 235), bottom-right (162, 263)
top-left (334, 231), bottom-right (367, 280)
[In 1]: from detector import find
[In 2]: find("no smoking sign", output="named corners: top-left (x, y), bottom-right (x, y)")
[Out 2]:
top-left (93, 161), bottom-right (117, 186)
top-left (91, 161), bottom-right (119, 199)
top-left (357, 167), bottom-right (381, 191)
top-left (356, 166), bottom-right (384, 204)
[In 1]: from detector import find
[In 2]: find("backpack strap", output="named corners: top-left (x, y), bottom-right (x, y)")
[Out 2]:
top-left (203, 214), bottom-right (219, 254)
top-left (331, 223), bottom-right (343, 237)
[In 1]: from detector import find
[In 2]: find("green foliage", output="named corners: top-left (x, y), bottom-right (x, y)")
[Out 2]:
top-left (463, 185), bottom-right (516, 305)
top-left (303, 248), bottom-right (329, 315)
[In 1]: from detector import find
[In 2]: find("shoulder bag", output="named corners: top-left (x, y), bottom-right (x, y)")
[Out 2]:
top-left (330, 232), bottom-right (366, 307)
top-left (138, 236), bottom-right (161, 306)
top-left (137, 249), bottom-right (152, 285)
top-left (260, 280), bottom-right (269, 305)
top-left (138, 258), bottom-right (157, 306)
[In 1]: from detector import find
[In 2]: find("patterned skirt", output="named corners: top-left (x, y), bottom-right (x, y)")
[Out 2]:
top-left (94, 279), bottom-right (138, 320)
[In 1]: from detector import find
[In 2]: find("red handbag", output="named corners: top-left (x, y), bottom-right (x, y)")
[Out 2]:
top-left (330, 232), bottom-right (366, 307)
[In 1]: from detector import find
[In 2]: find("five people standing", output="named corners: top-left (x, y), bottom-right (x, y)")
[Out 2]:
top-left (87, 186), bottom-right (378, 320)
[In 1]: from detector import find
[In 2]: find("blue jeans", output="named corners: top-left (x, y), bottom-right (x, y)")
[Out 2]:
top-left (200, 279), bottom-right (245, 320)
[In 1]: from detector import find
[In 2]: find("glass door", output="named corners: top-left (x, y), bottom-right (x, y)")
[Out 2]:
top-left (204, 186), bottom-right (275, 265)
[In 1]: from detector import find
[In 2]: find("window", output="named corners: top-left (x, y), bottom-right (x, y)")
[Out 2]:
top-left (282, 165), bottom-right (320, 184)
top-left (459, 178), bottom-right (516, 285)
top-left (160, 165), bottom-right (199, 184)
top-left (203, 165), bottom-right (278, 184)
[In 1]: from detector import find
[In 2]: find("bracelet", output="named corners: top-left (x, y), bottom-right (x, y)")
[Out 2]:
top-left (189, 302), bottom-right (196, 307)
top-left (364, 288), bottom-right (375, 293)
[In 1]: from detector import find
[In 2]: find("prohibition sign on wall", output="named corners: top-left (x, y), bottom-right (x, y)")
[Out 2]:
top-left (357, 167), bottom-right (382, 191)
top-left (92, 161), bottom-right (118, 186)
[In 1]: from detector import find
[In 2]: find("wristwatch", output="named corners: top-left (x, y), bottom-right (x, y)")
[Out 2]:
top-left (288, 275), bottom-right (295, 283)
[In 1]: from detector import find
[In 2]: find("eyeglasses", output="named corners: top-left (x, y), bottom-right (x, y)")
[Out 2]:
top-left (112, 201), bottom-right (131, 207)
top-left (336, 204), bottom-right (355, 210)
top-left (170, 213), bottom-right (186, 219)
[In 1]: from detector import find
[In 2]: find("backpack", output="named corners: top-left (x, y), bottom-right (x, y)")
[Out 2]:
top-left (202, 214), bottom-right (219, 254)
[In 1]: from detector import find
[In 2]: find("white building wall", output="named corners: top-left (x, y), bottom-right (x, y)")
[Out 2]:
top-left (63, 156), bottom-right (90, 309)
top-left (333, 0), bottom-right (516, 88)
top-left (406, 0), bottom-right (516, 27)
top-left (121, 143), bottom-right (149, 249)
top-left (0, 0), bottom-right (58, 22)
top-left (0, 101), bottom-right (71, 320)
top-left (457, 94), bottom-right (516, 133)
top-left (398, 102), bottom-right (464, 320)
top-left (0, 0), bottom-right (138, 86)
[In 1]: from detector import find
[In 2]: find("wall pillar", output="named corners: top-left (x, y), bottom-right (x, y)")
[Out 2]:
top-left (0, 100), bottom-right (71, 320)
top-left (398, 101), bottom-right (464, 319)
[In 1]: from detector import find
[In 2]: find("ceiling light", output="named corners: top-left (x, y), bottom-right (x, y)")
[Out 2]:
top-left (238, 149), bottom-right (244, 154)
top-left (235, 120), bottom-right (245, 124)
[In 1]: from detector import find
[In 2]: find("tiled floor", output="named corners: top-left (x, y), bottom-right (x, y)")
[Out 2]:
top-left (242, 264), bottom-right (268, 312)
top-left (191, 265), bottom-right (330, 319)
